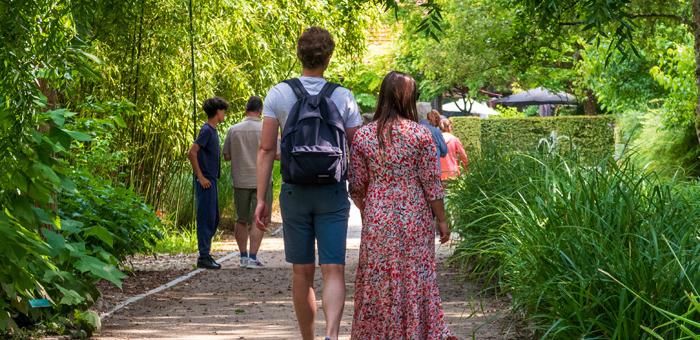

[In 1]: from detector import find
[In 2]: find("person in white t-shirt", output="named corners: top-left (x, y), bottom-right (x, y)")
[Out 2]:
top-left (254, 27), bottom-right (362, 340)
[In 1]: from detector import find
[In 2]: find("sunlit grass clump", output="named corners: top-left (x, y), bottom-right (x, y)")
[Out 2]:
top-left (447, 143), bottom-right (700, 338)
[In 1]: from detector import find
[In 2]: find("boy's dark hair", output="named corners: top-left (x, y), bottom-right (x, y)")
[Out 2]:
top-left (202, 97), bottom-right (228, 118)
top-left (245, 96), bottom-right (263, 113)
top-left (296, 27), bottom-right (335, 70)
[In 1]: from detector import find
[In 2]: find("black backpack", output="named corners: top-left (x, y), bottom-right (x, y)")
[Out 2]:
top-left (280, 78), bottom-right (348, 185)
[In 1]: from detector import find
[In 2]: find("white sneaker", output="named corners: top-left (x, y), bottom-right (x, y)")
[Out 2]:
top-left (246, 257), bottom-right (264, 269)
top-left (239, 256), bottom-right (249, 268)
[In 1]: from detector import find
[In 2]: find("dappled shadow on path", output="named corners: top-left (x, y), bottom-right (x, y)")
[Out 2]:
top-left (98, 224), bottom-right (516, 340)
top-left (99, 241), bottom-right (308, 339)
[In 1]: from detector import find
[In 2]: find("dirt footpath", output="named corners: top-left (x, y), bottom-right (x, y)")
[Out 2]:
top-left (97, 206), bottom-right (516, 339)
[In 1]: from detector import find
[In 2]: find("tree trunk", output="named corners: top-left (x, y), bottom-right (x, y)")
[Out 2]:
top-left (583, 89), bottom-right (598, 115)
top-left (693, 0), bottom-right (700, 144)
top-left (37, 78), bottom-right (59, 224)
top-left (431, 94), bottom-right (443, 114)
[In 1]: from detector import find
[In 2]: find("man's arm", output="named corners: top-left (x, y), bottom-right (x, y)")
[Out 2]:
top-left (343, 89), bottom-right (362, 146)
top-left (254, 117), bottom-right (279, 230)
top-left (188, 144), bottom-right (211, 189)
top-left (223, 129), bottom-right (231, 161)
top-left (346, 126), bottom-right (359, 146)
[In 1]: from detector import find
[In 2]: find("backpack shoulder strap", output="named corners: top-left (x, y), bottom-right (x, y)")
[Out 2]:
top-left (283, 78), bottom-right (309, 99)
top-left (319, 82), bottom-right (340, 98)
top-left (317, 82), bottom-right (345, 131)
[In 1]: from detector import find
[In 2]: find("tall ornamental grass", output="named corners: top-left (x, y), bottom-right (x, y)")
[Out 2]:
top-left (448, 146), bottom-right (700, 338)
top-left (446, 145), bottom-right (544, 286)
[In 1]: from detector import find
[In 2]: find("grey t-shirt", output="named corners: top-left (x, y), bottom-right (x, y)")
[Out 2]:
top-left (223, 117), bottom-right (263, 189)
top-left (262, 76), bottom-right (363, 129)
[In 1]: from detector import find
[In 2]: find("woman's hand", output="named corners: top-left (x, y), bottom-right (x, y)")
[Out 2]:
top-left (437, 220), bottom-right (450, 244)
top-left (352, 198), bottom-right (365, 221)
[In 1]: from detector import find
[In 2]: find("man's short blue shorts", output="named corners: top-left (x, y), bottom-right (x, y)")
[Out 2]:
top-left (280, 182), bottom-right (350, 265)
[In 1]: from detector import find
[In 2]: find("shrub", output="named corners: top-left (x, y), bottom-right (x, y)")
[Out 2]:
top-left (446, 142), bottom-right (543, 285)
top-left (0, 108), bottom-right (99, 332)
top-left (502, 157), bottom-right (699, 338)
top-left (0, 108), bottom-right (161, 335)
top-left (621, 110), bottom-right (700, 178)
top-left (450, 116), bottom-right (616, 163)
top-left (448, 147), bottom-right (700, 338)
top-left (450, 117), bottom-right (482, 155)
top-left (58, 170), bottom-right (162, 262)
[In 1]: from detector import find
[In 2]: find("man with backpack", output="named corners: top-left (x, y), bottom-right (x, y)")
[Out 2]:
top-left (254, 27), bottom-right (362, 340)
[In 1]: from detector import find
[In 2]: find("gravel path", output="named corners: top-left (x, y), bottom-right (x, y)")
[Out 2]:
top-left (96, 205), bottom-right (516, 339)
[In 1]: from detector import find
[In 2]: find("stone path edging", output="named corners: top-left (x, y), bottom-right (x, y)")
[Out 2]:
top-left (99, 252), bottom-right (239, 319)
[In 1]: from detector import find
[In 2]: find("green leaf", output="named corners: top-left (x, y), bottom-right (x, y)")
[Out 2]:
top-left (43, 269), bottom-right (75, 283)
top-left (12, 198), bottom-right (36, 225)
top-left (0, 310), bottom-right (18, 332)
top-left (47, 128), bottom-right (73, 149)
top-left (42, 229), bottom-right (66, 256)
top-left (32, 207), bottom-right (54, 225)
top-left (112, 114), bottom-right (126, 128)
top-left (61, 177), bottom-right (77, 193)
top-left (78, 50), bottom-right (102, 64)
top-left (1, 283), bottom-right (15, 299)
top-left (60, 218), bottom-right (83, 234)
top-left (75, 310), bottom-right (101, 334)
top-left (74, 256), bottom-right (125, 287)
top-left (56, 285), bottom-right (84, 305)
top-left (65, 241), bottom-right (87, 258)
top-left (49, 109), bottom-right (67, 126)
top-left (33, 93), bottom-right (48, 108)
top-left (60, 129), bottom-right (92, 142)
top-left (30, 162), bottom-right (61, 186)
top-left (85, 226), bottom-right (114, 247)
top-left (27, 182), bottom-right (53, 204)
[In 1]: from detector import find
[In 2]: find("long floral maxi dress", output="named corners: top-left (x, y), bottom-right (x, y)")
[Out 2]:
top-left (349, 120), bottom-right (453, 339)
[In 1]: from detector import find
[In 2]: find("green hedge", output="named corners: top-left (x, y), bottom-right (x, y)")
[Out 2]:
top-left (451, 116), bottom-right (616, 162)
top-left (451, 117), bottom-right (483, 155)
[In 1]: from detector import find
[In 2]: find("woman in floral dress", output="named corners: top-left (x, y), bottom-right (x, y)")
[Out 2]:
top-left (349, 71), bottom-right (454, 339)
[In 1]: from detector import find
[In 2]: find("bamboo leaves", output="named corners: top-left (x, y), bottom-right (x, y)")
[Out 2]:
top-left (80, 0), bottom-right (372, 215)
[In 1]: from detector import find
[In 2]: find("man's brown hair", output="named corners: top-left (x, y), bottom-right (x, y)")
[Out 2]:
top-left (296, 27), bottom-right (335, 70)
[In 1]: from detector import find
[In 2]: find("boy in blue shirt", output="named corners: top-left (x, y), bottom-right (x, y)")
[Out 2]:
top-left (187, 97), bottom-right (228, 269)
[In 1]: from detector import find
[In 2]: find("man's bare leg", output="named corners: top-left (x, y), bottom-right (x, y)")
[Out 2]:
top-left (234, 221), bottom-right (249, 255)
top-left (320, 264), bottom-right (345, 340)
top-left (248, 224), bottom-right (264, 255)
top-left (292, 264), bottom-right (317, 340)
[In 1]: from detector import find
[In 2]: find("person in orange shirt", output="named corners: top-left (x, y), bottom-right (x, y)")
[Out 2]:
top-left (438, 118), bottom-right (469, 180)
